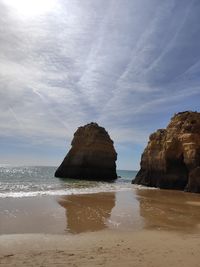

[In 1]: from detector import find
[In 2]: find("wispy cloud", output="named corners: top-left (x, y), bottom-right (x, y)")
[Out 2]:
top-left (0, 0), bottom-right (200, 167)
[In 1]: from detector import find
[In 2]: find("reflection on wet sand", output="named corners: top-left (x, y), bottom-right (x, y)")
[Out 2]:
top-left (57, 193), bottom-right (115, 234)
top-left (136, 189), bottom-right (200, 232)
top-left (1, 189), bottom-right (199, 235)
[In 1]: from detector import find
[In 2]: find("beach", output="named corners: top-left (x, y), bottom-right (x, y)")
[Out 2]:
top-left (1, 229), bottom-right (200, 267)
top-left (1, 188), bottom-right (200, 266)
top-left (1, 0), bottom-right (200, 265)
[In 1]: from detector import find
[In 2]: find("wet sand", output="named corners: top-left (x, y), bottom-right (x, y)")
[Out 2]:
top-left (1, 189), bottom-right (200, 234)
top-left (0, 189), bottom-right (200, 266)
top-left (0, 191), bottom-right (141, 235)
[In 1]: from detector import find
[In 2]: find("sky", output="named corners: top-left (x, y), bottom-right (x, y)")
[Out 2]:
top-left (0, 0), bottom-right (200, 170)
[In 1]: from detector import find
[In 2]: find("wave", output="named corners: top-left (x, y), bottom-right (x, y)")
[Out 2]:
top-left (0, 184), bottom-right (157, 198)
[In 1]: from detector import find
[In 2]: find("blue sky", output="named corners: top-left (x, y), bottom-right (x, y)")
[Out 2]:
top-left (0, 0), bottom-right (200, 169)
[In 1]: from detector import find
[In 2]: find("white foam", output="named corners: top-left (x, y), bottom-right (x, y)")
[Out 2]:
top-left (0, 184), bottom-right (157, 198)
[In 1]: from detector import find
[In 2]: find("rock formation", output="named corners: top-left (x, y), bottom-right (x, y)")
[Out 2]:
top-left (133, 111), bottom-right (200, 193)
top-left (55, 122), bottom-right (117, 180)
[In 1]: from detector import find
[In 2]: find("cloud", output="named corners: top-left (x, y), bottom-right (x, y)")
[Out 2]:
top-left (0, 0), bottom-right (200, 167)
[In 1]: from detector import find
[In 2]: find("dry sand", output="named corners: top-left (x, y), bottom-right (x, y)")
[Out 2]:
top-left (0, 230), bottom-right (200, 267)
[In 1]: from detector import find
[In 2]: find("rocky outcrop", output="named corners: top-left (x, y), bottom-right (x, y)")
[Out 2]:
top-left (133, 111), bottom-right (200, 193)
top-left (55, 122), bottom-right (117, 180)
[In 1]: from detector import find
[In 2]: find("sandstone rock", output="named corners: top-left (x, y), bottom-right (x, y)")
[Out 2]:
top-left (133, 111), bottom-right (200, 193)
top-left (55, 122), bottom-right (117, 180)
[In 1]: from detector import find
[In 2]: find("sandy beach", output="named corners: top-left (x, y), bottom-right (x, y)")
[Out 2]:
top-left (1, 229), bottom-right (200, 267)
top-left (1, 0), bottom-right (200, 265)
top-left (1, 189), bottom-right (200, 266)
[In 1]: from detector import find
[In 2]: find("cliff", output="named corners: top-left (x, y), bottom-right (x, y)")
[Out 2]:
top-left (55, 122), bottom-right (117, 180)
top-left (133, 111), bottom-right (200, 193)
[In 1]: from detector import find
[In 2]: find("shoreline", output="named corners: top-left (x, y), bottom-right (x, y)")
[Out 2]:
top-left (1, 189), bottom-right (200, 266)
top-left (1, 189), bottom-right (200, 235)
top-left (1, 229), bottom-right (200, 267)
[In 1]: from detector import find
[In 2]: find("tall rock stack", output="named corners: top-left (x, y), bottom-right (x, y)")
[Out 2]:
top-left (133, 111), bottom-right (200, 193)
top-left (55, 122), bottom-right (117, 181)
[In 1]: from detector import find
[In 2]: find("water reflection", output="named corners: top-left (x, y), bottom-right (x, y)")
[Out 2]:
top-left (57, 189), bottom-right (200, 235)
top-left (135, 189), bottom-right (200, 232)
top-left (57, 192), bottom-right (116, 233)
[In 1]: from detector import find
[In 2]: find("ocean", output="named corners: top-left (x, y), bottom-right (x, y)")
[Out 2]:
top-left (1, 166), bottom-right (200, 235)
top-left (0, 166), bottom-right (138, 198)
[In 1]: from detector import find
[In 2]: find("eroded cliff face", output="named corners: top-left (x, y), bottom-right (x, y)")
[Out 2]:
top-left (55, 122), bottom-right (117, 180)
top-left (133, 111), bottom-right (200, 193)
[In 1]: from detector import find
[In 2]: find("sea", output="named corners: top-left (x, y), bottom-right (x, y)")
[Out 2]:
top-left (1, 166), bottom-right (200, 235)
top-left (0, 166), bottom-right (138, 198)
